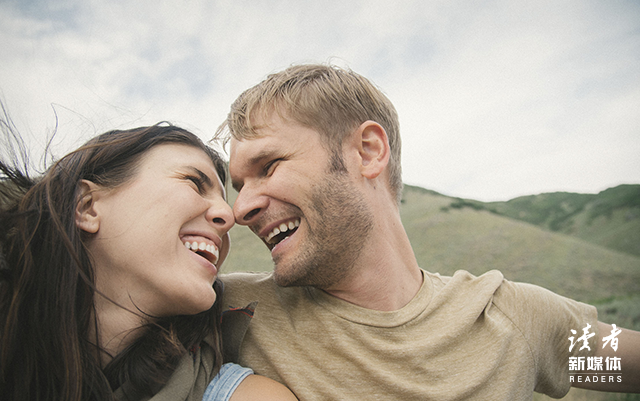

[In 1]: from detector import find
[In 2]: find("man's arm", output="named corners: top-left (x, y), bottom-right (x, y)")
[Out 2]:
top-left (572, 321), bottom-right (640, 392)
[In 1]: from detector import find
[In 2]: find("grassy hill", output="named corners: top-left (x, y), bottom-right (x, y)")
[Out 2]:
top-left (444, 184), bottom-right (640, 257)
top-left (401, 185), bottom-right (640, 302)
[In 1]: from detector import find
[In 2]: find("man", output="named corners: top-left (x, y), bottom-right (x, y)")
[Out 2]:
top-left (218, 64), bottom-right (640, 400)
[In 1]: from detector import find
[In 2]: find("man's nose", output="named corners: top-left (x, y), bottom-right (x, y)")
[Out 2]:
top-left (232, 186), bottom-right (268, 226)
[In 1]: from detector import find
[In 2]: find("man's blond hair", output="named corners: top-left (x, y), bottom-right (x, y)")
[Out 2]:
top-left (216, 64), bottom-right (403, 204)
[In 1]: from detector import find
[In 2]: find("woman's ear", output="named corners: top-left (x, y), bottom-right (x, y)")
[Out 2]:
top-left (355, 120), bottom-right (390, 179)
top-left (75, 179), bottom-right (101, 234)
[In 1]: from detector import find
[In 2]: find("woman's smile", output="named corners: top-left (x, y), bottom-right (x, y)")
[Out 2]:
top-left (87, 143), bottom-right (234, 317)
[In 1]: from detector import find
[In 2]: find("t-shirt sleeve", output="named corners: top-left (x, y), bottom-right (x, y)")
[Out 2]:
top-left (202, 363), bottom-right (254, 401)
top-left (492, 280), bottom-right (599, 398)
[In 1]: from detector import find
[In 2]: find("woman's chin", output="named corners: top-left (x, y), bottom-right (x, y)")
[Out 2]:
top-left (168, 292), bottom-right (217, 317)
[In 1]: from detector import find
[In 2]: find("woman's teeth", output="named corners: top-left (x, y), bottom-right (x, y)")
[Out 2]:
top-left (265, 219), bottom-right (300, 244)
top-left (184, 241), bottom-right (219, 264)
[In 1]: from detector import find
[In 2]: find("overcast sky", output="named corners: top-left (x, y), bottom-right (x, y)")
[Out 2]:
top-left (1, 0), bottom-right (638, 201)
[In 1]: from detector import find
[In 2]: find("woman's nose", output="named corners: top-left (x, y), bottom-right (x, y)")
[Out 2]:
top-left (206, 199), bottom-right (235, 233)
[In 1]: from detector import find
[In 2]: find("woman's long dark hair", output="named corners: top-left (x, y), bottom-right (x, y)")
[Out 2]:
top-left (0, 112), bottom-right (227, 401)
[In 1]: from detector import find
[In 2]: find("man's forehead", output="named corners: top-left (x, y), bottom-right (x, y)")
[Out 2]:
top-left (229, 135), bottom-right (267, 176)
top-left (229, 112), bottom-right (294, 156)
top-left (229, 136), bottom-right (275, 191)
top-left (229, 134), bottom-right (264, 158)
top-left (230, 135), bottom-right (279, 166)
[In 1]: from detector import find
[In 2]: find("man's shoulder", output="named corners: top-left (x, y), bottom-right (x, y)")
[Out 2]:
top-left (452, 270), bottom-right (598, 344)
top-left (220, 270), bottom-right (274, 286)
top-left (426, 269), bottom-right (571, 318)
top-left (426, 269), bottom-right (505, 296)
top-left (220, 271), bottom-right (287, 307)
top-left (428, 268), bottom-right (562, 304)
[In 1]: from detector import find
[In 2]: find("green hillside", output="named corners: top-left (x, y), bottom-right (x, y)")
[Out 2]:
top-left (401, 185), bottom-right (640, 302)
top-left (224, 217), bottom-right (274, 273)
top-left (445, 184), bottom-right (640, 257)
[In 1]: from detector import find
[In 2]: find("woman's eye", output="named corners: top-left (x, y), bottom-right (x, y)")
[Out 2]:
top-left (187, 176), bottom-right (205, 193)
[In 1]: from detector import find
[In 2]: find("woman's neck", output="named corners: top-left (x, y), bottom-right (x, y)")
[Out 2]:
top-left (91, 295), bottom-right (147, 367)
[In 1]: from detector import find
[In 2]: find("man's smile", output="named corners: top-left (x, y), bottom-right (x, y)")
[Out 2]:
top-left (260, 218), bottom-right (301, 249)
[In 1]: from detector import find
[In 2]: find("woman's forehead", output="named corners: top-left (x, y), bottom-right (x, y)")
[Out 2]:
top-left (144, 143), bottom-right (218, 169)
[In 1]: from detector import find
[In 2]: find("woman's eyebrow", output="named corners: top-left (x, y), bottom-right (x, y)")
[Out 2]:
top-left (187, 166), bottom-right (214, 188)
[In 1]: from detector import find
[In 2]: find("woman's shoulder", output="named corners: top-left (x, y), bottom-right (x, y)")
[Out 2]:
top-left (229, 372), bottom-right (297, 401)
top-left (204, 362), bottom-right (297, 401)
top-left (202, 363), bottom-right (252, 401)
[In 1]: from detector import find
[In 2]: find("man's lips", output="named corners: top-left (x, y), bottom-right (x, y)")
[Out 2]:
top-left (255, 218), bottom-right (301, 249)
top-left (264, 219), bottom-right (300, 244)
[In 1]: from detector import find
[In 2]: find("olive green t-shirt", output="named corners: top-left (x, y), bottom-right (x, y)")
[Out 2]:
top-left (113, 335), bottom-right (218, 401)
top-left (221, 269), bottom-right (598, 400)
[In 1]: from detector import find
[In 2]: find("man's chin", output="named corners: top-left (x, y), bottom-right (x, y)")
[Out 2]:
top-left (272, 260), bottom-right (316, 287)
top-left (272, 265), bottom-right (298, 287)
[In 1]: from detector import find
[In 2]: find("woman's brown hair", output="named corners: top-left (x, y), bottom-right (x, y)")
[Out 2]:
top-left (1, 112), bottom-right (226, 401)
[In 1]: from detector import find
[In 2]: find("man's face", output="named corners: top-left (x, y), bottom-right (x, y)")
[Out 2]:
top-left (229, 113), bottom-right (374, 288)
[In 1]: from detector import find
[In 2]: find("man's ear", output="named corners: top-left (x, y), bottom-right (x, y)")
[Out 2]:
top-left (354, 120), bottom-right (390, 180)
top-left (75, 179), bottom-right (102, 234)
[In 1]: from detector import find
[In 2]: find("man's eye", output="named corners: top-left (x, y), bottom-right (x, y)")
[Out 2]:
top-left (264, 159), bottom-right (282, 176)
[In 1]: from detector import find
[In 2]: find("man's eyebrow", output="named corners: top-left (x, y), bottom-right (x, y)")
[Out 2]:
top-left (230, 149), bottom-right (276, 192)
top-left (246, 149), bottom-right (276, 168)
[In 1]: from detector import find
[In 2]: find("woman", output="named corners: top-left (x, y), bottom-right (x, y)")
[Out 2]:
top-left (0, 116), bottom-right (296, 401)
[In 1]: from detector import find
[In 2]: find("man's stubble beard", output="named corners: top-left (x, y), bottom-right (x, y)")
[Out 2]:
top-left (272, 170), bottom-right (375, 289)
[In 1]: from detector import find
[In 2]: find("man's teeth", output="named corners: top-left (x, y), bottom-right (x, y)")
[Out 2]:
top-left (184, 241), bottom-right (219, 263)
top-left (265, 219), bottom-right (300, 244)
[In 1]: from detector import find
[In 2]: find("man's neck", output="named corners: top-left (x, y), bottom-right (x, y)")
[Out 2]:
top-left (324, 266), bottom-right (423, 311)
top-left (323, 216), bottom-right (423, 311)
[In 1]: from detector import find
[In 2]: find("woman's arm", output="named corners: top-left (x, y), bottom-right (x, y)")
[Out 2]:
top-left (230, 374), bottom-right (298, 401)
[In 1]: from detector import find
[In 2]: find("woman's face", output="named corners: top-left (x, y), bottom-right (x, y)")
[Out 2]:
top-left (81, 144), bottom-right (233, 317)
